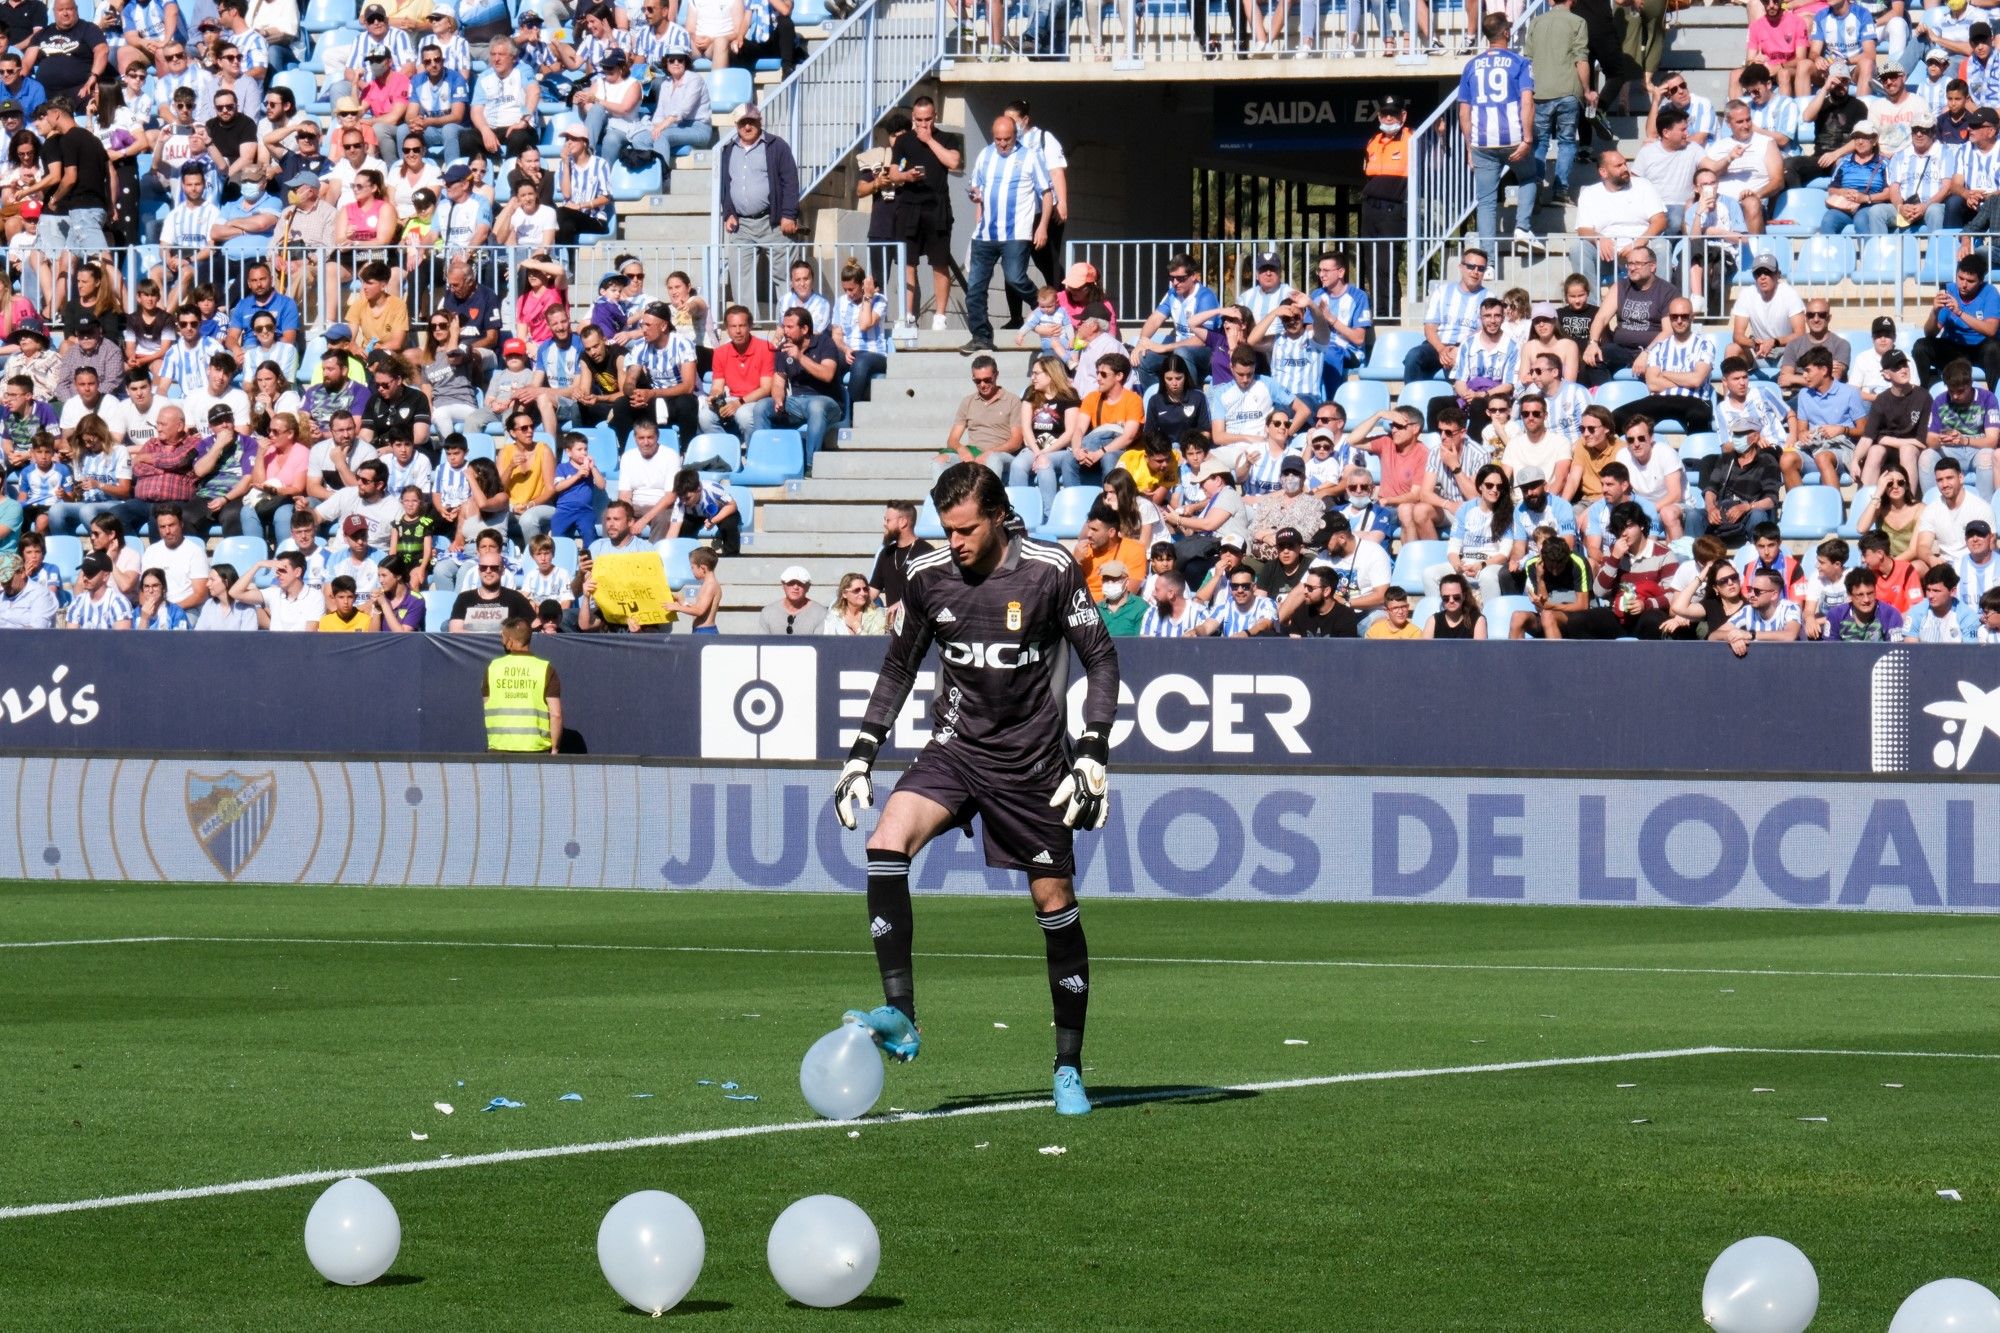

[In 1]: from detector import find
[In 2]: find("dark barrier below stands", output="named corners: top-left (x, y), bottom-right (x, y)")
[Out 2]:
top-left (1, 634), bottom-right (1994, 777)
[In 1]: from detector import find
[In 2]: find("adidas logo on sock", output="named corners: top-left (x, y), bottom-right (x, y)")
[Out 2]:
top-left (1031, 850), bottom-right (1054, 865)
top-left (869, 916), bottom-right (892, 938)
top-left (1058, 975), bottom-right (1088, 994)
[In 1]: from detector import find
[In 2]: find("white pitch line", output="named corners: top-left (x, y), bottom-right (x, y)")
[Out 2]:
top-left (0, 1047), bottom-right (1731, 1223)
top-left (6, 934), bottom-right (2000, 985)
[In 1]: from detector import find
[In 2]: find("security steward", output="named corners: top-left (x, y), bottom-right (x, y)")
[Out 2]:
top-left (483, 617), bottom-right (563, 753)
top-left (1361, 95), bottom-right (1412, 320)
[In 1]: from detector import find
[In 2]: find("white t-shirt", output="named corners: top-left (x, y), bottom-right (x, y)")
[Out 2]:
top-left (1919, 493), bottom-right (1998, 563)
top-left (1574, 177), bottom-right (1668, 241)
top-left (60, 396), bottom-right (143, 440)
top-left (1315, 542), bottom-right (1390, 599)
top-left (306, 438), bottom-right (380, 482)
top-left (141, 536), bottom-right (211, 604)
top-left (182, 388), bottom-right (253, 431)
top-left (504, 203), bottom-right (558, 250)
top-left (266, 583), bottom-right (326, 632)
top-left (618, 444), bottom-right (684, 509)
top-left (1848, 345), bottom-right (1890, 397)
top-left (1506, 429), bottom-right (1573, 491)
top-left (313, 489), bottom-right (403, 548)
top-left (1734, 282), bottom-right (1806, 344)
top-left (1614, 443), bottom-right (1684, 506)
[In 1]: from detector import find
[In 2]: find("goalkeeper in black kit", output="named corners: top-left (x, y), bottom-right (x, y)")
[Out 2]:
top-left (833, 462), bottom-right (1122, 1116)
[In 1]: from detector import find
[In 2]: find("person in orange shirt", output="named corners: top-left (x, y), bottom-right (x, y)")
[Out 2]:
top-left (1050, 352), bottom-right (1143, 499)
top-left (495, 409), bottom-right (557, 543)
top-left (1361, 95), bottom-right (1412, 317)
top-left (1072, 502), bottom-right (1145, 602)
top-left (1857, 531), bottom-right (1922, 613)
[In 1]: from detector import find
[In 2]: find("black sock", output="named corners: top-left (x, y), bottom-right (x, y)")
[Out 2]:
top-left (866, 850), bottom-right (915, 1024)
top-left (1038, 903), bottom-right (1088, 1072)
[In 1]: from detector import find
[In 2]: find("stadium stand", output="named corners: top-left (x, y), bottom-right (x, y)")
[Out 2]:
top-left (3, 0), bottom-right (1999, 643)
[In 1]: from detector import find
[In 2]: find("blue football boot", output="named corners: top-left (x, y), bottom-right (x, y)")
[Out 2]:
top-left (1053, 1066), bottom-right (1092, 1116)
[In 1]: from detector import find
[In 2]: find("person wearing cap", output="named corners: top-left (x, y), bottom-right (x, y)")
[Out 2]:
top-left (340, 4), bottom-right (416, 102)
top-left (1816, 120), bottom-right (1893, 234)
top-left (1849, 314), bottom-right (1905, 396)
top-left (53, 314), bottom-right (123, 401)
top-left (63, 550), bottom-right (132, 629)
top-left (575, 42), bottom-right (644, 167)
top-left (267, 121), bottom-right (331, 193)
top-left (1727, 253), bottom-right (1807, 368)
top-left (1358, 95), bottom-right (1411, 317)
top-left (1855, 346), bottom-right (1928, 489)
top-left (0, 548), bottom-right (57, 626)
top-left (759, 563), bottom-right (826, 634)
top-left (1160, 455), bottom-right (1250, 588)
top-left (1087, 557), bottom-right (1142, 637)
top-left (718, 101), bottom-right (802, 323)
top-left (470, 37), bottom-right (541, 160)
top-left (625, 298), bottom-right (701, 445)
top-left (1783, 59), bottom-right (1866, 191)
top-left (1701, 415), bottom-right (1784, 548)
top-left (1225, 253), bottom-right (1291, 329)
top-left (1944, 104), bottom-right (2000, 232)
top-left (1884, 106), bottom-right (1952, 235)
top-left (1808, 0), bottom-right (1878, 94)
top-left (1865, 64), bottom-right (1927, 157)
top-left (1916, 252), bottom-right (2000, 387)
top-left (552, 120), bottom-right (613, 248)
top-left (627, 48), bottom-right (712, 184)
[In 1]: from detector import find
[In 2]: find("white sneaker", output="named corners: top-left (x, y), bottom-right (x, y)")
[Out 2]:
top-left (1513, 228), bottom-right (1544, 248)
top-left (930, 314), bottom-right (948, 331)
top-left (895, 316), bottom-right (915, 332)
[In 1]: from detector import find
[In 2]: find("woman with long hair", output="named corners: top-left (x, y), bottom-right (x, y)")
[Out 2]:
top-left (48, 414), bottom-right (138, 536)
top-left (417, 310), bottom-right (494, 437)
top-left (1101, 468), bottom-right (1160, 546)
top-left (515, 256), bottom-right (568, 345)
top-left (1856, 464), bottom-right (1925, 559)
top-left (63, 262), bottom-right (125, 345)
top-left (245, 410), bottom-right (309, 547)
top-left (1010, 353), bottom-right (1083, 491)
top-left (91, 80), bottom-right (147, 248)
top-left (1143, 354), bottom-right (1211, 448)
top-left (195, 563), bottom-right (261, 630)
top-left (665, 269), bottom-right (712, 375)
top-left (1238, 409), bottom-right (1296, 496)
top-left (1443, 462), bottom-right (1518, 606)
top-left (1514, 303), bottom-right (1577, 386)
top-left (820, 572), bottom-right (889, 635)
top-left (335, 168), bottom-right (399, 280)
top-left (1424, 571), bottom-right (1488, 639)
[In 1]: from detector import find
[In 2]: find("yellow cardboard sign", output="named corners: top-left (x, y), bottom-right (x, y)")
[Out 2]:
top-left (593, 551), bottom-right (677, 626)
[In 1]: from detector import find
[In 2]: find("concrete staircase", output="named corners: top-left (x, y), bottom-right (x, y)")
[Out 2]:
top-left (710, 339), bottom-right (1036, 632)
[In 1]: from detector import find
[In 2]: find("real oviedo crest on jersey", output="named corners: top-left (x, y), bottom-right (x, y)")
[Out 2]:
top-left (1007, 600), bottom-right (1022, 631)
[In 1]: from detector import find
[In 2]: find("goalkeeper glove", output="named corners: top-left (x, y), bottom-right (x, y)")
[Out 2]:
top-left (833, 733), bottom-right (880, 831)
top-left (1050, 730), bottom-right (1110, 831)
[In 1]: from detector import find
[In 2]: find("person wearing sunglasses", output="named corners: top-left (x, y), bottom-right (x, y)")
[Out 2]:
top-left (1403, 246), bottom-right (1490, 384)
top-left (398, 41), bottom-right (470, 165)
top-left (1130, 252), bottom-right (1218, 391)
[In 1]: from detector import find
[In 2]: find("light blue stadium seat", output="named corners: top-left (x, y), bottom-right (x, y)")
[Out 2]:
top-left (1484, 593), bottom-right (1538, 638)
top-left (467, 436), bottom-right (495, 462)
top-left (611, 159), bottom-right (663, 201)
top-left (552, 539), bottom-right (578, 573)
top-left (1592, 381), bottom-right (1648, 413)
top-left (794, 0), bottom-right (832, 20)
top-left (1412, 595), bottom-right (1440, 626)
top-left (272, 69), bottom-right (319, 114)
top-left (1839, 484), bottom-right (1876, 538)
top-left (727, 429), bottom-right (804, 486)
top-left (303, 0), bottom-right (356, 32)
top-left (708, 68), bottom-right (754, 115)
top-left (1359, 327), bottom-right (1421, 382)
top-left (423, 588), bottom-right (454, 632)
top-left (1037, 485), bottom-right (1096, 540)
top-left (1334, 380), bottom-right (1389, 421)
top-left (1789, 236), bottom-right (1854, 286)
top-left (660, 537), bottom-right (699, 590)
top-left (1766, 188), bottom-right (1827, 237)
top-left (1005, 485), bottom-right (1046, 531)
top-left (1918, 234), bottom-right (1964, 285)
top-left (1856, 236), bottom-right (1917, 285)
top-left (685, 430), bottom-right (742, 473)
top-left (44, 534), bottom-right (82, 580)
top-left (1389, 539), bottom-right (1447, 590)
top-left (1735, 240), bottom-right (1792, 285)
top-left (1780, 484), bottom-right (1845, 540)
top-left (583, 425), bottom-right (621, 482)
top-left (1396, 380), bottom-right (1453, 417)
top-left (1680, 432), bottom-right (1719, 462)
top-left (915, 497), bottom-right (944, 539)
top-left (213, 535), bottom-right (268, 575)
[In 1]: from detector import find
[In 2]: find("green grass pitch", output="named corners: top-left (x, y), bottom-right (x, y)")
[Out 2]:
top-left (3, 882), bottom-right (1999, 1330)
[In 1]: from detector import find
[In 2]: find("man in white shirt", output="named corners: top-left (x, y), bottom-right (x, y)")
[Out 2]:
top-left (140, 506), bottom-right (212, 612)
top-left (1569, 150), bottom-right (1668, 282)
top-left (1728, 255), bottom-right (1809, 369)
top-left (1635, 106), bottom-right (1703, 232)
top-left (618, 419), bottom-right (684, 539)
top-left (1913, 454), bottom-right (1997, 569)
top-left (232, 550), bottom-right (326, 630)
top-left (1615, 416), bottom-right (1687, 539)
top-left (312, 457), bottom-right (402, 547)
top-left (1699, 100), bottom-right (1785, 234)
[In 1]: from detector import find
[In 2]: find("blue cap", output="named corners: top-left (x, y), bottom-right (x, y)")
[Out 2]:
top-left (599, 272), bottom-right (626, 292)
top-left (325, 322), bottom-right (353, 342)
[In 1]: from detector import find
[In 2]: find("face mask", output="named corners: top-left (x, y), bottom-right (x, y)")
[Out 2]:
top-left (240, 183), bottom-right (263, 204)
top-left (1378, 119), bottom-right (1400, 135)
top-left (1732, 434), bottom-right (1754, 453)
top-left (1102, 579), bottom-right (1125, 601)
top-left (1281, 475), bottom-right (1303, 495)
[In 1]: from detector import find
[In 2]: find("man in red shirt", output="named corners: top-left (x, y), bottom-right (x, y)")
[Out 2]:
top-left (701, 304), bottom-right (781, 440)
top-left (1362, 407), bottom-right (1441, 540)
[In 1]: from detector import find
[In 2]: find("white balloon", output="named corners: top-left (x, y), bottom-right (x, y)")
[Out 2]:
top-left (303, 1177), bottom-right (402, 1287)
top-left (799, 1023), bottom-right (885, 1120)
top-left (1701, 1236), bottom-right (1819, 1333)
top-left (767, 1194), bottom-right (881, 1308)
top-left (596, 1190), bottom-right (706, 1316)
top-left (1888, 1278), bottom-right (2000, 1333)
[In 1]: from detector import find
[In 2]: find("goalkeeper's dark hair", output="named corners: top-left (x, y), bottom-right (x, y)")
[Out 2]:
top-left (931, 460), bottom-right (1010, 519)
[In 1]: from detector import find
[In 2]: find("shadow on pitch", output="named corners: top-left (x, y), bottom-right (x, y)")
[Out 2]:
top-left (330, 1274), bottom-right (424, 1288)
top-left (623, 1299), bottom-right (735, 1317)
top-left (922, 1084), bottom-right (1259, 1114)
top-left (785, 1296), bottom-right (904, 1312)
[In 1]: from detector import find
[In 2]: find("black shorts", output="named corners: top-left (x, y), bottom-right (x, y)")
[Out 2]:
top-left (897, 209), bottom-right (953, 270)
top-left (894, 742), bottom-right (1074, 876)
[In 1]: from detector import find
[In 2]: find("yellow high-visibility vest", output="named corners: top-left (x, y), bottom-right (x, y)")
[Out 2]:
top-left (484, 654), bottom-right (551, 752)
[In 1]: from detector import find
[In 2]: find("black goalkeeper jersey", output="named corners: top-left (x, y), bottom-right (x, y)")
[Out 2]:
top-left (856, 532), bottom-right (1120, 771)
